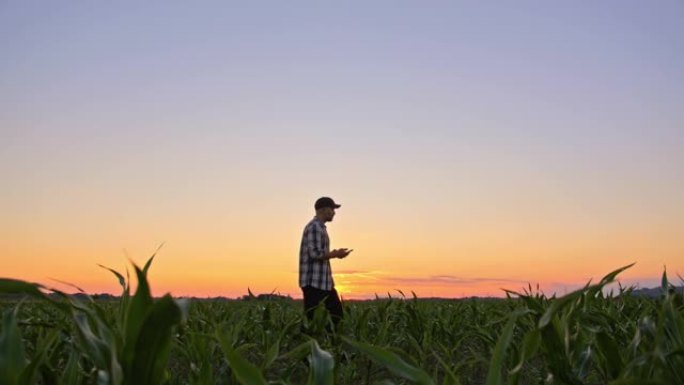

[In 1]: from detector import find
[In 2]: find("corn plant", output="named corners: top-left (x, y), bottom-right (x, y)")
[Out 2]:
top-left (0, 254), bottom-right (188, 385)
top-left (1, 263), bottom-right (683, 384)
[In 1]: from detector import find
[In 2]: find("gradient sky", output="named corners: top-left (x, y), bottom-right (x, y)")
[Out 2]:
top-left (1, 1), bottom-right (683, 299)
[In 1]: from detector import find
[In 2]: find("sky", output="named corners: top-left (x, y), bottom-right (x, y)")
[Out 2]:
top-left (1, 1), bottom-right (683, 299)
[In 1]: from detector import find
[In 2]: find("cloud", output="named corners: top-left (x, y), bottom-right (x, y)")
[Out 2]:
top-left (332, 270), bottom-right (677, 299)
top-left (379, 275), bottom-right (527, 286)
top-left (335, 269), bottom-right (367, 275)
top-left (338, 271), bottom-right (528, 287)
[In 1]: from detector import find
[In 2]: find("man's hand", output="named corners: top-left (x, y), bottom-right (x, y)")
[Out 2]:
top-left (330, 248), bottom-right (353, 259)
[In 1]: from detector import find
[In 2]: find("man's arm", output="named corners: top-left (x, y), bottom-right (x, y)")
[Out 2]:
top-left (306, 224), bottom-right (348, 260)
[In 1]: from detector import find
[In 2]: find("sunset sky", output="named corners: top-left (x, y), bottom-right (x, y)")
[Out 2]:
top-left (1, 1), bottom-right (682, 299)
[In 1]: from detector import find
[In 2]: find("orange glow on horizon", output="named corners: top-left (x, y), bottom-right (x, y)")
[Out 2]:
top-left (2, 223), bottom-right (682, 302)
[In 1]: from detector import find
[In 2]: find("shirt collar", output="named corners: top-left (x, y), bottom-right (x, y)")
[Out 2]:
top-left (313, 216), bottom-right (327, 228)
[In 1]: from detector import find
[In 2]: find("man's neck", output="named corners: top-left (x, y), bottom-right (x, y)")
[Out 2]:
top-left (315, 214), bottom-right (328, 224)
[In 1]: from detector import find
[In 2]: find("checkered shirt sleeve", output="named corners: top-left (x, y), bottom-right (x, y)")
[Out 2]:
top-left (298, 218), bottom-right (334, 290)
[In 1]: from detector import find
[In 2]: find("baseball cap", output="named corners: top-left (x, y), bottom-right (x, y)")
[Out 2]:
top-left (315, 197), bottom-right (341, 210)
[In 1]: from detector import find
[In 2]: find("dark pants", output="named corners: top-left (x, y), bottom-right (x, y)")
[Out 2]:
top-left (302, 285), bottom-right (343, 326)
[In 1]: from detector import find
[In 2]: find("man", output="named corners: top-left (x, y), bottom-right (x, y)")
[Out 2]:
top-left (299, 196), bottom-right (352, 327)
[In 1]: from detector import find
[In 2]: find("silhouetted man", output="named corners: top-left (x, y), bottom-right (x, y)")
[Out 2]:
top-left (299, 197), bottom-right (352, 328)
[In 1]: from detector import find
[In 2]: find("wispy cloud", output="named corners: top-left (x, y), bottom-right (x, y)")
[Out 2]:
top-left (334, 271), bottom-right (527, 287)
top-left (331, 270), bottom-right (676, 299)
top-left (335, 269), bottom-right (370, 275)
top-left (395, 275), bottom-right (527, 285)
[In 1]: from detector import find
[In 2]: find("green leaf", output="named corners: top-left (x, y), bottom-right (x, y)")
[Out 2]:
top-left (431, 350), bottom-right (461, 385)
top-left (60, 350), bottom-right (84, 385)
top-left (18, 328), bottom-right (59, 385)
top-left (262, 338), bottom-right (280, 370)
top-left (0, 307), bottom-right (26, 385)
top-left (0, 279), bottom-right (50, 301)
top-left (596, 331), bottom-right (623, 380)
top-left (309, 341), bottom-right (334, 385)
top-left (279, 340), bottom-right (314, 362)
top-left (510, 329), bottom-right (541, 375)
top-left (143, 243), bottom-right (164, 275)
top-left (661, 267), bottom-right (669, 295)
top-left (71, 313), bottom-right (109, 371)
top-left (539, 289), bottom-right (584, 328)
top-left (122, 264), bottom-right (154, 369)
top-left (127, 295), bottom-right (186, 385)
top-left (97, 264), bottom-right (128, 293)
top-left (485, 312), bottom-right (518, 385)
top-left (598, 263), bottom-right (635, 286)
top-left (607, 380), bottom-right (668, 385)
top-left (217, 329), bottom-right (268, 385)
top-left (343, 337), bottom-right (434, 385)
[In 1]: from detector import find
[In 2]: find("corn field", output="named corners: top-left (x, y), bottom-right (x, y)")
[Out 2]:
top-left (1, 257), bottom-right (683, 385)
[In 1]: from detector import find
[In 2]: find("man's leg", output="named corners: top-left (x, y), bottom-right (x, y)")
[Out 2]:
top-left (325, 288), bottom-right (344, 327)
top-left (302, 286), bottom-right (326, 321)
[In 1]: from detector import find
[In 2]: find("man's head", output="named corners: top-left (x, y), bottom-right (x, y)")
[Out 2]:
top-left (315, 197), bottom-right (341, 222)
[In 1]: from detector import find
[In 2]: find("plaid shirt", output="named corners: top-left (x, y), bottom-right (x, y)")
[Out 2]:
top-left (299, 217), bottom-right (334, 290)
